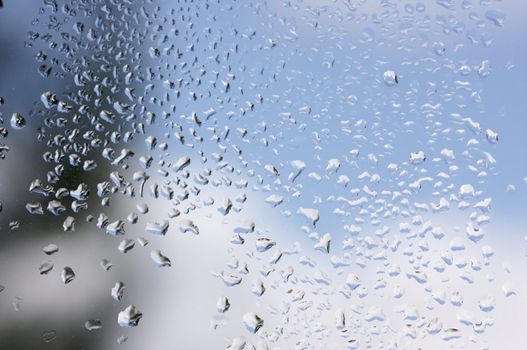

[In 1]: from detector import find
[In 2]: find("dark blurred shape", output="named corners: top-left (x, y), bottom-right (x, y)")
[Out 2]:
top-left (0, 0), bottom-right (3, 8)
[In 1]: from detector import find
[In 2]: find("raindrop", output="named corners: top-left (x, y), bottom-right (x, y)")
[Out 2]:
top-left (60, 267), bottom-right (75, 284)
top-left (85, 320), bottom-right (103, 331)
top-left (150, 250), bottom-right (171, 267)
top-left (383, 70), bottom-right (398, 86)
top-left (242, 312), bottom-right (263, 333)
top-left (10, 113), bottom-right (26, 130)
top-left (118, 305), bottom-right (143, 328)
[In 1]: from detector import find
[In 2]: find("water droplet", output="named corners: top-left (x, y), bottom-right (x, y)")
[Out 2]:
top-left (10, 113), bottom-right (26, 130)
top-left (485, 10), bottom-right (505, 27)
top-left (112, 282), bottom-right (125, 301)
top-left (256, 238), bottom-right (276, 252)
top-left (383, 70), bottom-right (398, 86)
top-left (100, 259), bottom-right (112, 271)
top-left (60, 267), bottom-right (75, 284)
top-left (150, 249), bottom-right (171, 267)
top-left (42, 330), bottom-right (57, 343)
top-left (118, 239), bottom-right (135, 253)
top-left (118, 305), bottom-right (143, 327)
top-left (242, 312), bottom-right (263, 333)
top-left (85, 319), bottom-right (103, 331)
top-left (39, 261), bottom-right (54, 275)
top-left (216, 296), bottom-right (230, 313)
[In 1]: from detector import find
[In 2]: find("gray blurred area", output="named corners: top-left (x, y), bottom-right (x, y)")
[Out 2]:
top-left (0, 1), bottom-right (115, 349)
top-left (0, 2), bottom-right (289, 349)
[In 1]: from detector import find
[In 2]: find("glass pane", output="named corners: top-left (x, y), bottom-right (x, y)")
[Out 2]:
top-left (0, 0), bottom-right (526, 349)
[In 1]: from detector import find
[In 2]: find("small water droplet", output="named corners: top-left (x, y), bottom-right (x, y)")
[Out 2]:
top-left (118, 305), bottom-right (143, 327)
top-left (10, 113), bottom-right (26, 130)
top-left (383, 70), bottom-right (398, 86)
top-left (242, 312), bottom-right (263, 333)
top-left (85, 319), bottom-right (103, 331)
top-left (61, 267), bottom-right (75, 284)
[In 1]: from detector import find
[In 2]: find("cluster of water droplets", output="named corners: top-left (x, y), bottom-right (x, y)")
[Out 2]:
top-left (0, 0), bottom-right (521, 348)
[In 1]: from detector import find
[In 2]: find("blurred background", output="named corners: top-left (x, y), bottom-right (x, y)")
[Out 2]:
top-left (1, 0), bottom-right (527, 349)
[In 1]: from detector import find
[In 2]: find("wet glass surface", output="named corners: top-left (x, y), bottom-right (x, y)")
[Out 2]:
top-left (0, 0), bottom-right (527, 349)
